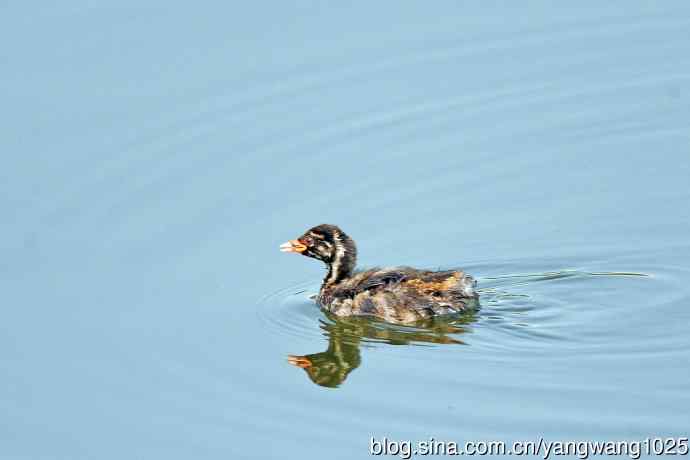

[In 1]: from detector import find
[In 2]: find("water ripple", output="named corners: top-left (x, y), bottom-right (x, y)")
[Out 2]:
top-left (262, 255), bottom-right (690, 360)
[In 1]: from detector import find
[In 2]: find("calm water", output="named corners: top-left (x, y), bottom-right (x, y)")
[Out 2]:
top-left (2, 2), bottom-right (690, 459)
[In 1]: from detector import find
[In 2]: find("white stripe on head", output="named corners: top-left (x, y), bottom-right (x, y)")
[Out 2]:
top-left (325, 230), bottom-right (345, 285)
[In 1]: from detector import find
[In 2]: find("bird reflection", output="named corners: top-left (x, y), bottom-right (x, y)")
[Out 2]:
top-left (288, 308), bottom-right (477, 388)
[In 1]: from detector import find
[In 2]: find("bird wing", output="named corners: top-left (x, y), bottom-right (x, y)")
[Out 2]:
top-left (356, 269), bottom-right (409, 291)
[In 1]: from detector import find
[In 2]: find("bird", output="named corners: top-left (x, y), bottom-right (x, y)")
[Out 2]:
top-left (280, 224), bottom-right (478, 324)
top-left (287, 311), bottom-right (474, 387)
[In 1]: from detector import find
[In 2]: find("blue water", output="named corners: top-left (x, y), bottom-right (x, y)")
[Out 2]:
top-left (2, 2), bottom-right (690, 459)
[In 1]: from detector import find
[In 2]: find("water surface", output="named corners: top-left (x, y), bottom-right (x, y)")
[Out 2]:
top-left (2, 2), bottom-right (690, 459)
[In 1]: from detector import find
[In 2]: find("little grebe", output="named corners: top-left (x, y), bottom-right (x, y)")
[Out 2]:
top-left (280, 224), bottom-right (478, 324)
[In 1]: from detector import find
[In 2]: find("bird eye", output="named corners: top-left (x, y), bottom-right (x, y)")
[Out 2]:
top-left (303, 237), bottom-right (313, 245)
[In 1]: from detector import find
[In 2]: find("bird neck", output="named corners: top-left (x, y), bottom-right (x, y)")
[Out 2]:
top-left (322, 232), bottom-right (357, 287)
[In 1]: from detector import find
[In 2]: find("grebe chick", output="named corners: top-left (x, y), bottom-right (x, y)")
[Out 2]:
top-left (280, 224), bottom-right (478, 324)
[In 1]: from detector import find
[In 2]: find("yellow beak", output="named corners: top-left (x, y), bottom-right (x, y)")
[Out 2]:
top-left (279, 239), bottom-right (307, 253)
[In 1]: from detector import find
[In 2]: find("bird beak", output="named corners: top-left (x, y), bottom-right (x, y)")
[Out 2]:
top-left (279, 239), bottom-right (307, 253)
top-left (287, 355), bottom-right (312, 368)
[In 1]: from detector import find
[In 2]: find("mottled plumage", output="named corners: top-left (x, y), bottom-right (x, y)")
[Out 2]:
top-left (280, 224), bottom-right (478, 324)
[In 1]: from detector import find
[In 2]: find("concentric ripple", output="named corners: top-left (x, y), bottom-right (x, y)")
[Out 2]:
top-left (260, 252), bottom-right (690, 360)
top-left (255, 280), bottom-right (324, 342)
